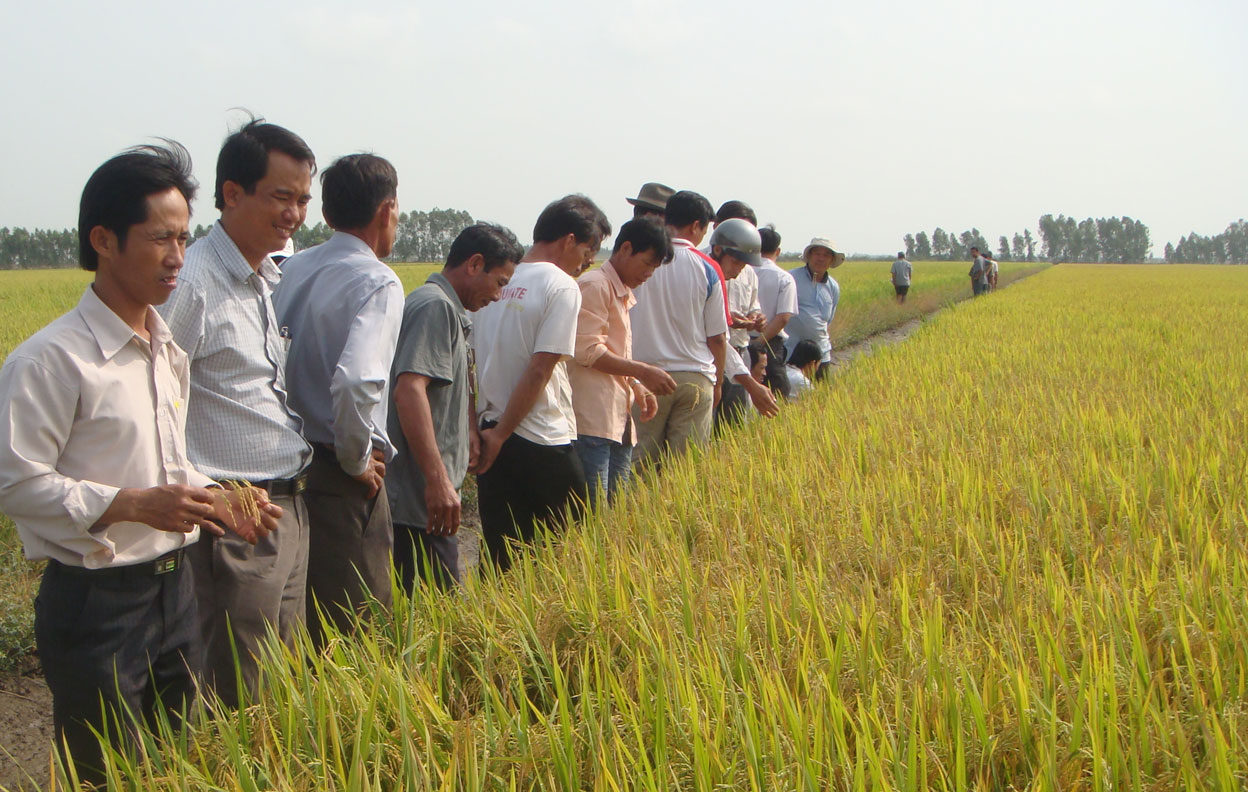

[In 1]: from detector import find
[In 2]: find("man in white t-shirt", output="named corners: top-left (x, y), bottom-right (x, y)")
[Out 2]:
top-left (472, 194), bottom-right (611, 572)
top-left (630, 190), bottom-right (730, 465)
top-left (752, 225), bottom-right (798, 399)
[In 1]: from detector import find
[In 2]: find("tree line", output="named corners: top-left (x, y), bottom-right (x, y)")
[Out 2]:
top-left (1164, 220), bottom-right (1248, 264)
top-left (903, 227), bottom-right (1038, 262)
top-left (0, 207), bottom-right (476, 270)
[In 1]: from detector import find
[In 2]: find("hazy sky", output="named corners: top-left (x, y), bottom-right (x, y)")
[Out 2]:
top-left (2, 0), bottom-right (1245, 256)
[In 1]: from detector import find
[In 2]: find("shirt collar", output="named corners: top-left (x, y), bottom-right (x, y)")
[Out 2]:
top-left (207, 221), bottom-right (282, 287)
top-left (77, 285), bottom-right (173, 361)
top-left (427, 271), bottom-right (470, 329)
top-left (599, 261), bottom-right (636, 308)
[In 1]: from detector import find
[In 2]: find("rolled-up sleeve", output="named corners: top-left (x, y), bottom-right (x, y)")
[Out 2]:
top-left (0, 357), bottom-right (118, 550)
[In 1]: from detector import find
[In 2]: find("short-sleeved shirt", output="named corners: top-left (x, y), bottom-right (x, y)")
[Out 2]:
top-left (786, 265), bottom-right (840, 364)
top-left (631, 239), bottom-right (730, 382)
top-left (969, 257), bottom-right (988, 286)
top-left (473, 260), bottom-right (581, 446)
top-left (891, 258), bottom-right (912, 286)
top-left (569, 262), bottom-right (637, 444)
top-left (387, 272), bottom-right (471, 529)
top-left (751, 259), bottom-right (799, 342)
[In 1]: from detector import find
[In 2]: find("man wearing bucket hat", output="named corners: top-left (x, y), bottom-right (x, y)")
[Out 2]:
top-left (786, 237), bottom-right (845, 381)
top-left (626, 182), bottom-right (675, 220)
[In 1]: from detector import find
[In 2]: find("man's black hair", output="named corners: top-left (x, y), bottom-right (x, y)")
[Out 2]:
top-left (532, 194), bottom-right (611, 245)
top-left (715, 200), bottom-right (757, 226)
top-left (214, 116), bottom-right (316, 211)
top-left (320, 154), bottom-right (398, 230)
top-left (788, 339), bottom-right (822, 369)
top-left (612, 217), bottom-right (674, 264)
top-left (664, 190), bottom-right (714, 229)
top-left (78, 140), bottom-right (198, 272)
top-left (446, 222), bottom-right (525, 272)
top-left (758, 225), bottom-right (782, 256)
top-left (747, 340), bottom-right (769, 371)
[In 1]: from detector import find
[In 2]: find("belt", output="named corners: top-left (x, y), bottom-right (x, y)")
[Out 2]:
top-left (52, 549), bottom-right (185, 578)
top-left (250, 474), bottom-right (307, 497)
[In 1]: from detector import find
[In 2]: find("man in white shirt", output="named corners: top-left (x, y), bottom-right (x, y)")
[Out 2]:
top-left (273, 154), bottom-right (404, 642)
top-left (630, 191), bottom-right (730, 464)
top-left (473, 195), bottom-right (611, 572)
top-left (158, 118), bottom-right (316, 707)
top-left (753, 225), bottom-right (798, 398)
top-left (0, 143), bottom-right (279, 782)
top-left (711, 201), bottom-right (765, 428)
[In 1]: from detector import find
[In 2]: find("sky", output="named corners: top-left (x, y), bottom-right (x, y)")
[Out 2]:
top-left (1, 0), bottom-right (1245, 257)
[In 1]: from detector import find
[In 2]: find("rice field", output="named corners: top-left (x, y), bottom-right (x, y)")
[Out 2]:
top-left (13, 262), bottom-right (1244, 790)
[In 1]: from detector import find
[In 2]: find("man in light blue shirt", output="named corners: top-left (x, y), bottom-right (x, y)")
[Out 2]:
top-left (786, 237), bottom-right (844, 381)
top-left (158, 119), bottom-right (316, 707)
top-left (273, 153), bottom-right (403, 645)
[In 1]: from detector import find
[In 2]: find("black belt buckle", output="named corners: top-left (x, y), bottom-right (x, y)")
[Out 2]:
top-left (153, 551), bottom-right (181, 575)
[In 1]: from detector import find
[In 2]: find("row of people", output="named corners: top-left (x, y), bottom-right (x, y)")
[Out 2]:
top-left (0, 120), bottom-right (851, 783)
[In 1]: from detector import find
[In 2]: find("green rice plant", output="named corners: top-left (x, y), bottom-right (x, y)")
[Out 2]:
top-left (61, 263), bottom-right (1247, 790)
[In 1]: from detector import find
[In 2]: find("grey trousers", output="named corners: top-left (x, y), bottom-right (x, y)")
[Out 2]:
top-left (304, 448), bottom-right (394, 647)
top-left (36, 557), bottom-right (200, 786)
top-left (189, 492), bottom-right (308, 708)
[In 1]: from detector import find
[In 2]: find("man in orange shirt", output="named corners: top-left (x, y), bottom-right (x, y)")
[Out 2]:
top-left (569, 218), bottom-right (677, 505)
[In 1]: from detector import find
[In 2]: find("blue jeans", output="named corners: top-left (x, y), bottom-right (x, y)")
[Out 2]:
top-left (574, 435), bottom-right (633, 506)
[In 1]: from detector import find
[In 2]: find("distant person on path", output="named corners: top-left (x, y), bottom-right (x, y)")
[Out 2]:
top-left (626, 182), bottom-right (675, 220)
top-left (969, 246), bottom-right (989, 296)
top-left (784, 339), bottom-right (822, 400)
top-left (388, 223), bottom-right (523, 591)
top-left (787, 237), bottom-right (844, 381)
top-left (752, 225), bottom-right (798, 399)
top-left (0, 142), bottom-right (279, 783)
top-left (629, 190), bottom-right (729, 465)
top-left (158, 119), bottom-right (316, 707)
top-left (273, 154), bottom-right (404, 643)
top-left (473, 195), bottom-right (611, 572)
top-left (891, 251), bottom-right (912, 303)
top-left (570, 217), bottom-right (677, 506)
top-left (986, 252), bottom-right (999, 291)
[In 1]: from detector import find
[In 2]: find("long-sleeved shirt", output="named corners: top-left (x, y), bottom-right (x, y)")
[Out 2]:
top-left (786, 264), bottom-right (840, 364)
top-left (158, 222), bottom-right (311, 481)
top-left (569, 262), bottom-right (637, 444)
top-left (272, 232), bottom-right (404, 476)
top-left (0, 287), bottom-right (215, 568)
top-left (727, 264), bottom-right (761, 349)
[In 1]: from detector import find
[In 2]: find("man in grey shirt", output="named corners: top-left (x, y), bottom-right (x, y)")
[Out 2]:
top-left (158, 118), bottom-right (315, 708)
top-left (273, 154), bottom-right (404, 645)
top-left (388, 223), bottom-right (522, 590)
top-left (891, 251), bottom-right (912, 303)
top-left (969, 246), bottom-right (989, 296)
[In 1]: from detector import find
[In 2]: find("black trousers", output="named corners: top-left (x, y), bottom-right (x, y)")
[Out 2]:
top-left (35, 556), bottom-right (200, 786)
top-left (304, 446), bottom-right (394, 647)
top-left (393, 523), bottom-right (460, 593)
top-left (763, 336), bottom-right (792, 400)
top-left (476, 431), bottom-right (587, 574)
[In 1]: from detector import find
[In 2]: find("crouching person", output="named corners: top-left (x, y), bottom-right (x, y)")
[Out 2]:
top-left (0, 142), bottom-right (279, 784)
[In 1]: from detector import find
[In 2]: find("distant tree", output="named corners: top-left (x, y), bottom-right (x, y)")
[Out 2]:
top-left (914, 230), bottom-right (931, 260)
top-left (1012, 232), bottom-right (1025, 260)
top-left (1038, 214), bottom-right (1062, 262)
top-left (903, 233), bottom-right (916, 260)
top-left (997, 236), bottom-right (1010, 261)
top-left (949, 231), bottom-right (966, 260)
top-left (1024, 229), bottom-right (1036, 261)
top-left (931, 228), bottom-right (950, 260)
top-left (1164, 241), bottom-right (1175, 262)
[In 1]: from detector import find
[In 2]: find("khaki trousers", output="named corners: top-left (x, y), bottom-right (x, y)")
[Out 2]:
top-left (633, 370), bottom-right (714, 467)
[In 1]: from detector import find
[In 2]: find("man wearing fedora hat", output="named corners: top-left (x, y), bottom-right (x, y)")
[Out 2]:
top-left (786, 237), bottom-right (844, 381)
top-left (626, 182), bottom-right (675, 220)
